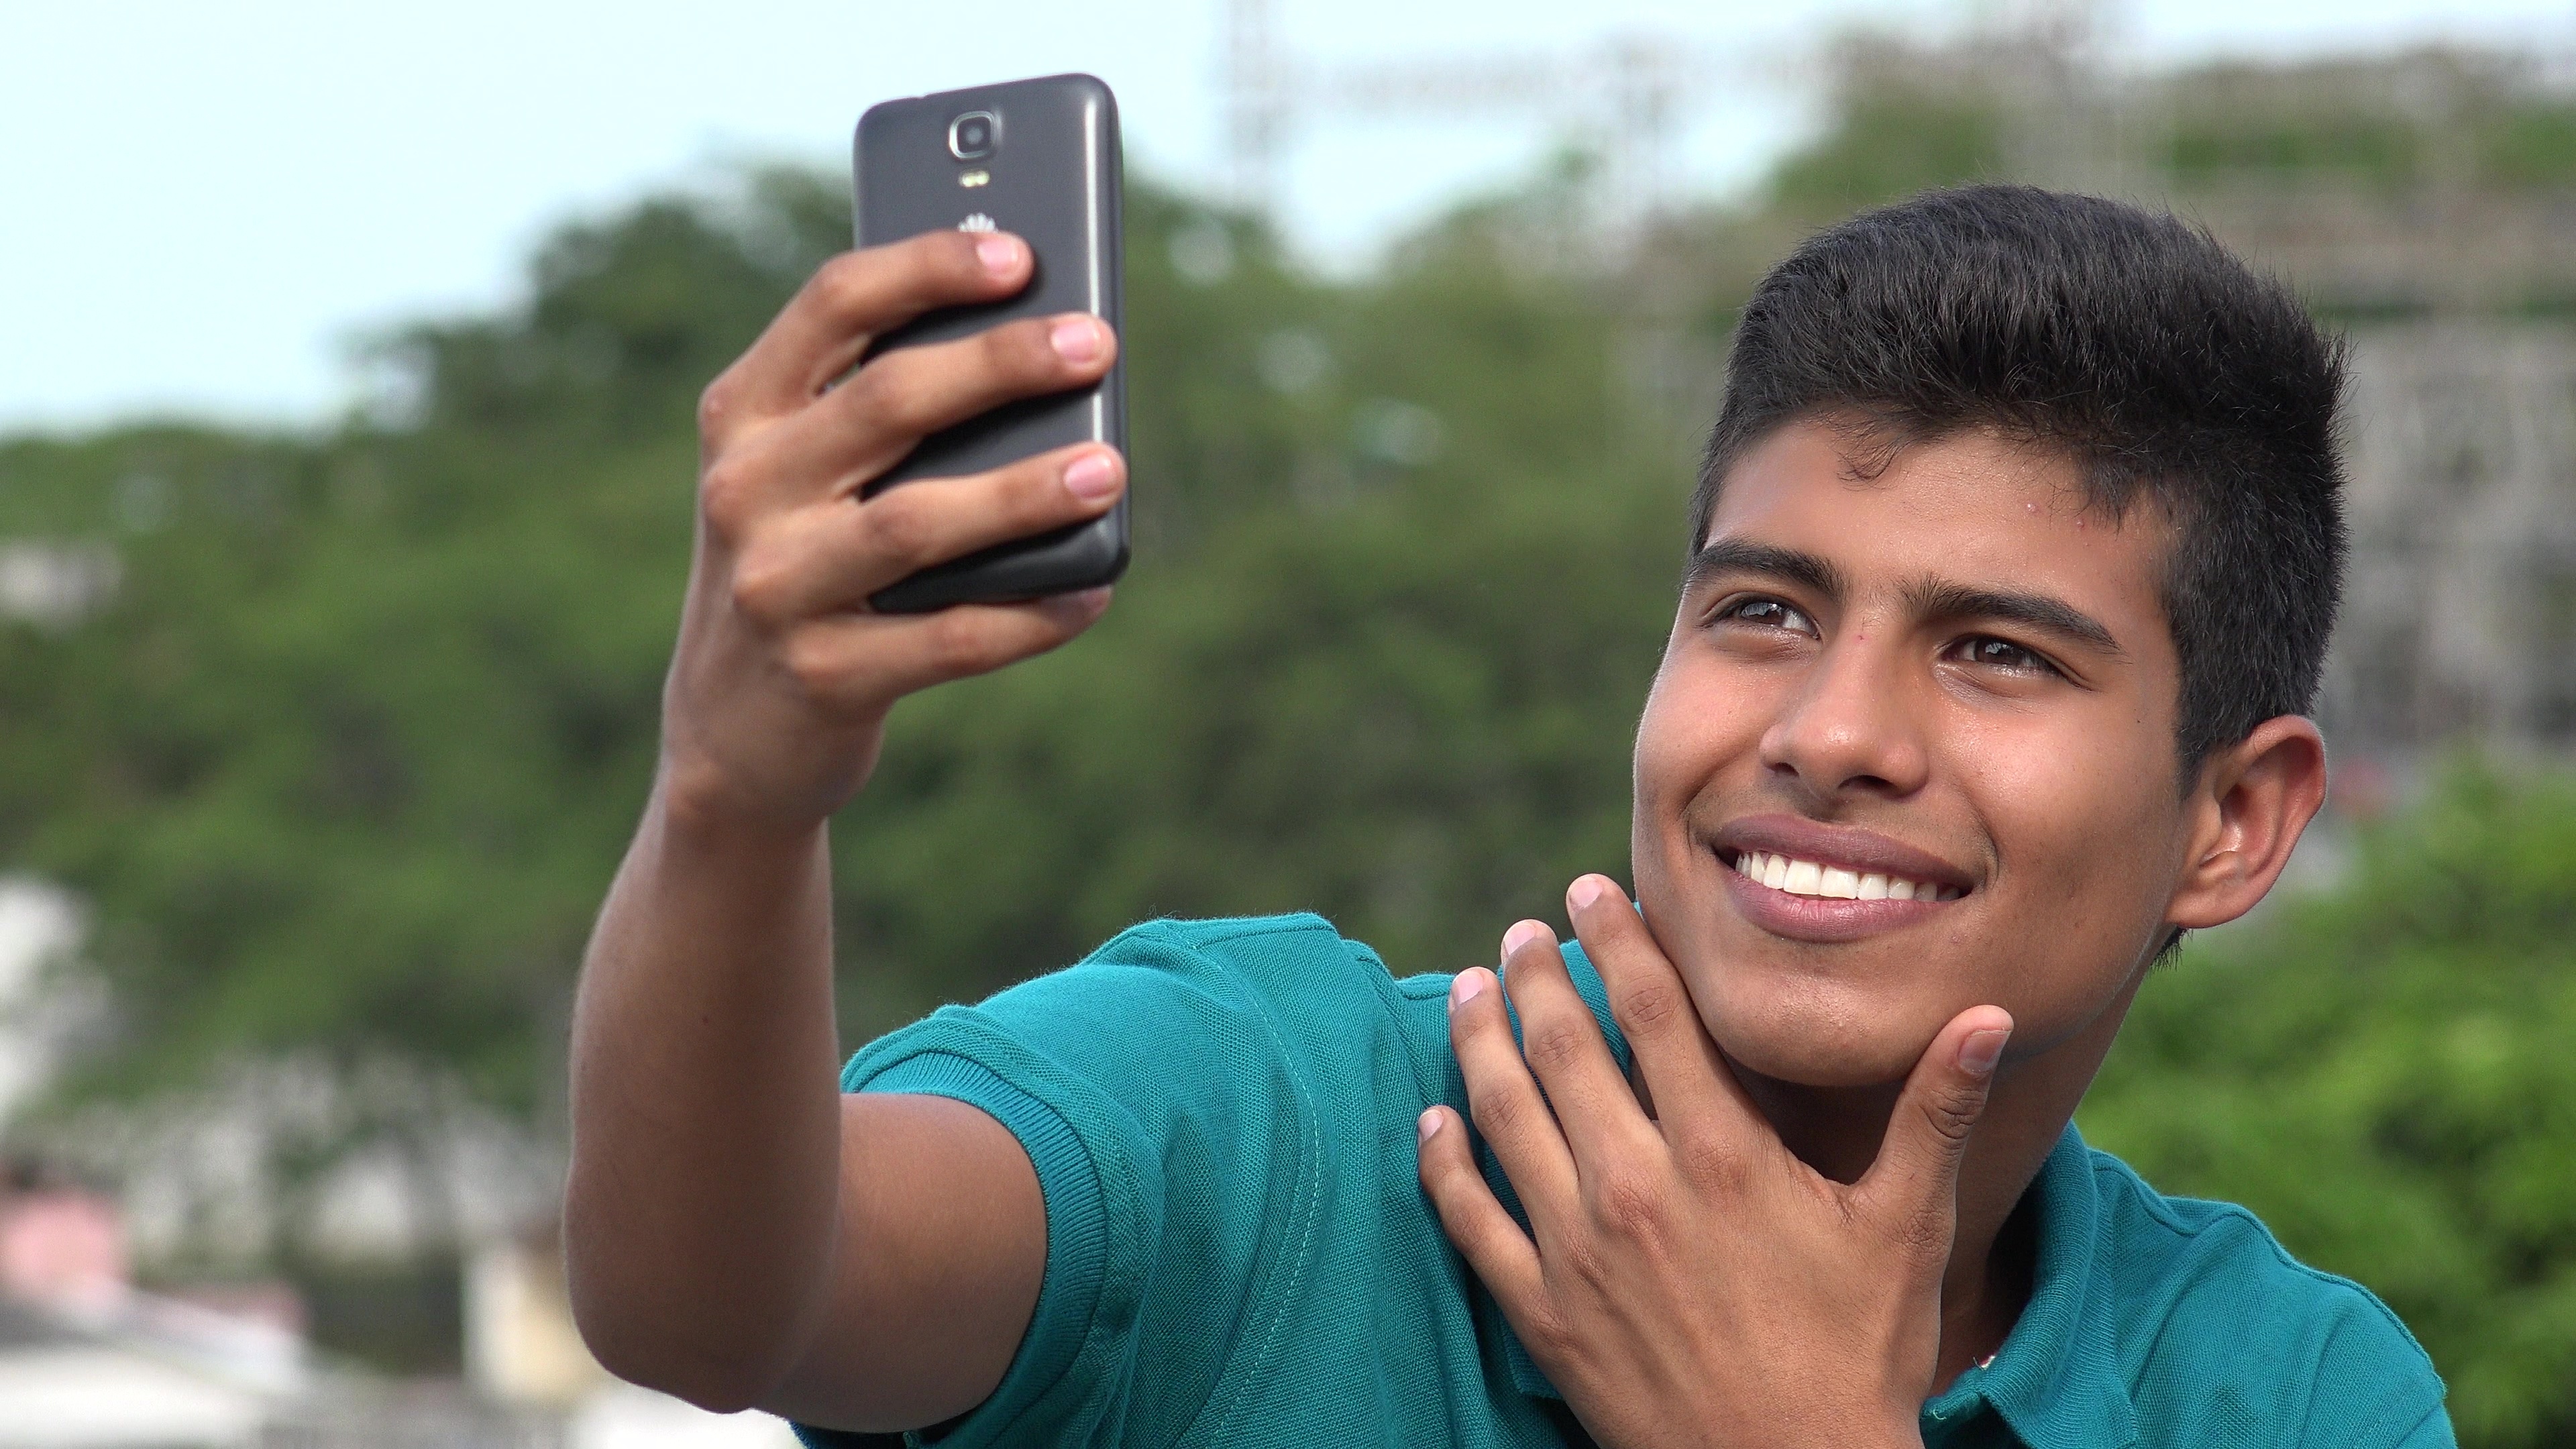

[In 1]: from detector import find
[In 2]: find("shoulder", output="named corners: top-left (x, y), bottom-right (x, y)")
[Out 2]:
top-left (990, 910), bottom-right (1415, 1038)
top-left (2085, 1148), bottom-right (2449, 1446)
top-left (1088, 911), bottom-right (1395, 989)
top-left (844, 911), bottom-right (1439, 1103)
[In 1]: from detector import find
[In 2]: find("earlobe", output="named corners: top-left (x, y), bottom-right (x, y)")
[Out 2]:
top-left (2164, 716), bottom-right (2329, 932)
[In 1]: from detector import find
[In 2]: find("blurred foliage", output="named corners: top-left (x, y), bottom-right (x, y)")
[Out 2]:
top-left (2084, 761), bottom-right (2576, 1448)
top-left (1766, 92), bottom-right (2006, 215)
top-left (2159, 59), bottom-right (2576, 195)
top-left (3, 35), bottom-right (2575, 1445)
top-left (0, 164), bottom-right (1684, 1128)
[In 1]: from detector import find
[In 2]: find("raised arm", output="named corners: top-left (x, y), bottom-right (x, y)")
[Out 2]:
top-left (562, 229), bottom-right (1123, 1431)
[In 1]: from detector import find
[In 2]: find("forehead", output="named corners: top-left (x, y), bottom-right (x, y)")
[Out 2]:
top-left (1701, 419), bottom-right (2171, 639)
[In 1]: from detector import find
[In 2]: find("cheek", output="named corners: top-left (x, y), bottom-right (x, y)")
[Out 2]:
top-left (1960, 712), bottom-right (2180, 1022)
top-left (1632, 647), bottom-right (1774, 806)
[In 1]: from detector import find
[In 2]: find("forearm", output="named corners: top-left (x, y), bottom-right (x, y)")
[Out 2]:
top-left (564, 776), bottom-right (845, 1409)
top-left (557, 229), bottom-right (1117, 1421)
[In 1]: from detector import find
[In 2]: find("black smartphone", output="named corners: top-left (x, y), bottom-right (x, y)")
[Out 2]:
top-left (852, 72), bottom-right (1127, 614)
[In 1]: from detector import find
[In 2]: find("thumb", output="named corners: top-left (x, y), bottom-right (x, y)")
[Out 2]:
top-left (1860, 1006), bottom-right (2013, 1234)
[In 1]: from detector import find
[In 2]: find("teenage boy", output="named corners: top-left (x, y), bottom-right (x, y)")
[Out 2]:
top-left (564, 185), bottom-right (2451, 1447)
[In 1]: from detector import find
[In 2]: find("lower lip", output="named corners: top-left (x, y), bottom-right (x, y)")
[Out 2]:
top-left (1721, 860), bottom-right (1960, 943)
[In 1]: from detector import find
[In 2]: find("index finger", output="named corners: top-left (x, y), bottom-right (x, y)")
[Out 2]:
top-left (705, 231), bottom-right (1035, 437)
top-left (1563, 875), bottom-right (1766, 1146)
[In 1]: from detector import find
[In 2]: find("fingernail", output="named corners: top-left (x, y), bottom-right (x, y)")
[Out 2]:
top-left (1960, 1027), bottom-right (2010, 1076)
top-left (1417, 1108), bottom-right (1443, 1142)
top-left (1567, 875), bottom-right (1609, 914)
top-left (1050, 316), bottom-right (1102, 363)
top-left (976, 234), bottom-right (1022, 275)
top-left (1063, 451), bottom-right (1121, 501)
top-left (1450, 969), bottom-right (1487, 1009)
top-left (1501, 920), bottom-right (1551, 960)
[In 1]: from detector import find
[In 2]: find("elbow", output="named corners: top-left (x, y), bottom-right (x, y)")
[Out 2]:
top-left (573, 1302), bottom-right (784, 1415)
top-left (564, 1258), bottom-right (795, 1415)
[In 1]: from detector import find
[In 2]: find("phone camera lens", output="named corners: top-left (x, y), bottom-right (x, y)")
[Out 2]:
top-left (948, 111), bottom-right (1000, 161)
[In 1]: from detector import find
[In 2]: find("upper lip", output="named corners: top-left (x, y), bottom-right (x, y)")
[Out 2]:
top-left (1710, 814), bottom-right (1978, 894)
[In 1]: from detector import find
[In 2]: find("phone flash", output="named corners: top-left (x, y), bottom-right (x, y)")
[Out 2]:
top-left (959, 169), bottom-right (991, 188)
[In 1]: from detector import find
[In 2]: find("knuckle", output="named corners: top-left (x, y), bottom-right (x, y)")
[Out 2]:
top-left (835, 360), bottom-right (912, 431)
top-left (1611, 978), bottom-right (1687, 1036)
top-left (1921, 1088), bottom-right (1984, 1146)
top-left (697, 459), bottom-right (760, 541)
top-left (873, 364), bottom-right (951, 439)
top-left (1521, 1019), bottom-right (1589, 1074)
top-left (810, 252), bottom-right (877, 321)
top-left (1671, 1131), bottom-right (1750, 1193)
top-left (1592, 1171), bottom-right (1667, 1244)
top-left (1519, 1304), bottom-right (1575, 1360)
top-left (926, 607), bottom-right (1011, 674)
top-left (862, 491), bottom-right (940, 566)
top-left (726, 555), bottom-right (792, 627)
top-left (696, 372), bottom-right (742, 439)
top-left (1556, 1238), bottom-right (1616, 1295)
top-left (779, 628), bottom-right (847, 700)
top-left (1466, 1081), bottom-right (1527, 1141)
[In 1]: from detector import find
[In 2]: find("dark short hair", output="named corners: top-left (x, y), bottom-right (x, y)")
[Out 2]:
top-left (1691, 184), bottom-right (2348, 777)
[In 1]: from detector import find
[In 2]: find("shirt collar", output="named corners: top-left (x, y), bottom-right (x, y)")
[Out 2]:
top-left (1485, 949), bottom-right (2135, 1443)
top-left (1923, 1123), bottom-right (2139, 1449)
top-left (1500, 1121), bottom-right (2139, 1449)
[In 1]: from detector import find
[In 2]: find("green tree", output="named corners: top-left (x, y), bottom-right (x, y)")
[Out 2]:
top-left (2082, 761), bottom-right (2576, 1448)
top-left (0, 162), bottom-right (1686, 1238)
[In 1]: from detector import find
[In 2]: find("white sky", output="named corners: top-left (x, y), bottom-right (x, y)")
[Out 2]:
top-left (1, 0), bottom-right (2569, 433)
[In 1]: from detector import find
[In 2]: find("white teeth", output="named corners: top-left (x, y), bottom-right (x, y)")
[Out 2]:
top-left (1733, 852), bottom-right (1954, 904)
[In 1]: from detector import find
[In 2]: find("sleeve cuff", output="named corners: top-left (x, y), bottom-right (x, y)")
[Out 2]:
top-left (788, 1034), bottom-right (1119, 1449)
top-left (863, 1049), bottom-right (1112, 1321)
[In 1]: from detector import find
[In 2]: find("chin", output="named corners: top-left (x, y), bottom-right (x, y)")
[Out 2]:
top-left (1693, 976), bottom-right (1937, 1090)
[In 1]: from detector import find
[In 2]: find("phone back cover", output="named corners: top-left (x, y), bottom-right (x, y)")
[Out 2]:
top-left (853, 73), bottom-right (1126, 610)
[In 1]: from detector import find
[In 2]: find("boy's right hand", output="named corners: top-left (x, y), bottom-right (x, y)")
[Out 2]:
top-left (659, 229), bottom-right (1122, 831)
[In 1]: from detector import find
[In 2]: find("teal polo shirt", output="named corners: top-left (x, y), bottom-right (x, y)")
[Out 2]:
top-left (792, 913), bottom-right (2450, 1448)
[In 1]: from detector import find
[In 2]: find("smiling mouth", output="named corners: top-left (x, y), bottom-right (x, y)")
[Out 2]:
top-left (1723, 849), bottom-right (1966, 903)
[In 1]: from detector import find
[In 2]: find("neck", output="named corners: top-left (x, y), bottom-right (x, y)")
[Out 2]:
top-left (1727, 969), bottom-right (2145, 1392)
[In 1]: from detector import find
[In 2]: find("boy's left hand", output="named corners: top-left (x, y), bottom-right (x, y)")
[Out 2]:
top-left (1415, 874), bottom-right (2012, 1449)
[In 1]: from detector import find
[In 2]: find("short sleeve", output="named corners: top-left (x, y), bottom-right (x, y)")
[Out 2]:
top-left (2388, 1403), bottom-right (2459, 1449)
top-left (2298, 1289), bottom-right (2453, 1449)
top-left (794, 917), bottom-right (1345, 1449)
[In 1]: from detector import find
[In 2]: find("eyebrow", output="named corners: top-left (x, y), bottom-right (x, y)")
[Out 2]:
top-left (1682, 539), bottom-right (1850, 601)
top-left (1685, 537), bottom-right (2127, 659)
top-left (1902, 578), bottom-right (2127, 659)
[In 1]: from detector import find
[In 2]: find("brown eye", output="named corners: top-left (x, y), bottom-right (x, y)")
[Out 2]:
top-left (1952, 636), bottom-right (2056, 676)
top-left (1725, 598), bottom-right (1817, 636)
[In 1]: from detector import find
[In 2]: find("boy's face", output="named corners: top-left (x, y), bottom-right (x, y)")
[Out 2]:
top-left (1632, 417), bottom-right (2192, 1087)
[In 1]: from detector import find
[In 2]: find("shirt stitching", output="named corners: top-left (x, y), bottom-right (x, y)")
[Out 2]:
top-left (2361, 1397), bottom-right (2453, 1448)
top-left (847, 1038), bottom-right (1122, 1448)
top-left (1128, 914), bottom-right (1337, 951)
top-left (1182, 945), bottom-right (1330, 1448)
top-left (2088, 1156), bottom-right (2435, 1360)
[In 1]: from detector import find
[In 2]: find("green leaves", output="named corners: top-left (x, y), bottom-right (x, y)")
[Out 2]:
top-left (0, 166), bottom-right (1688, 1126)
top-left (2083, 760), bottom-right (2576, 1447)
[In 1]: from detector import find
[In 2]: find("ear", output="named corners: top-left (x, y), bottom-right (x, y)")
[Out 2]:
top-left (2165, 715), bottom-right (2329, 931)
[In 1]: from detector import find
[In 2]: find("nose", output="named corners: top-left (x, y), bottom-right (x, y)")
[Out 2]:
top-left (1756, 625), bottom-right (1929, 803)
